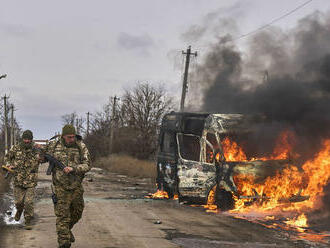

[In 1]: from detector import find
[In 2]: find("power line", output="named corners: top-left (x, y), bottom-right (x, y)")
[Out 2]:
top-left (191, 0), bottom-right (314, 51)
top-left (232, 0), bottom-right (314, 42)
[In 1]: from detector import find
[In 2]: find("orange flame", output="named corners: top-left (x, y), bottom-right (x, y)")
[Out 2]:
top-left (146, 190), bottom-right (169, 199)
top-left (285, 214), bottom-right (308, 229)
top-left (204, 130), bottom-right (330, 233)
top-left (269, 130), bottom-right (296, 160)
top-left (221, 130), bottom-right (295, 162)
top-left (203, 186), bottom-right (218, 213)
top-left (231, 138), bottom-right (330, 214)
top-left (222, 137), bottom-right (247, 161)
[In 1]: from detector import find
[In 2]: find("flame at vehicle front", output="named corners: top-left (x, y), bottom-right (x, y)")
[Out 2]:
top-left (205, 130), bottom-right (330, 239)
top-left (231, 134), bottom-right (330, 214)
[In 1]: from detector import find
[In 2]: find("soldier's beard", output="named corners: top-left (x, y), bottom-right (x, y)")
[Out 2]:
top-left (65, 142), bottom-right (76, 148)
top-left (62, 138), bottom-right (76, 148)
top-left (21, 142), bottom-right (32, 149)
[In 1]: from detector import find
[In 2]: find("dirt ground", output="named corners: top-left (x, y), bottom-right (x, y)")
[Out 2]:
top-left (0, 165), bottom-right (329, 248)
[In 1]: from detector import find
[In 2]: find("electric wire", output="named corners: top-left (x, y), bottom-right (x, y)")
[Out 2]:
top-left (189, 0), bottom-right (314, 51)
top-left (231, 0), bottom-right (314, 42)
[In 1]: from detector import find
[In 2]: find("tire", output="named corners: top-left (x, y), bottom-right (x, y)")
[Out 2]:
top-left (163, 183), bottom-right (174, 199)
top-left (215, 188), bottom-right (235, 211)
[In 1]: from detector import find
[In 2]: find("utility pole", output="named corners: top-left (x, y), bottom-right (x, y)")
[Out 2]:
top-left (86, 112), bottom-right (90, 136)
top-left (13, 128), bottom-right (17, 145)
top-left (10, 104), bottom-right (14, 148)
top-left (75, 118), bottom-right (80, 134)
top-left (180, 45), bottom-right (197, 112)
top-left (109, 96), bottom-right (119, 155)
top-left (3, 95), bottom-right (8, 154)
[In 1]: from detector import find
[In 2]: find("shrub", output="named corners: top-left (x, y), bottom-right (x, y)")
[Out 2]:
top-left (94, 154), bottom-right (156, 179)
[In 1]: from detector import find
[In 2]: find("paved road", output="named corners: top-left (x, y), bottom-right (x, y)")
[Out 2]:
top-left (0, 166), bottom-right (326, 248)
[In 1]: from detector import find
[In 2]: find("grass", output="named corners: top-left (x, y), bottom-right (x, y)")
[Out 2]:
top-left (94, 154), bottom-right (157, 179)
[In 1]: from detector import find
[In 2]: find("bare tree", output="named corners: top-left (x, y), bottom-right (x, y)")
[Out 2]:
top-left (84, 101), bottom-right (112, 160)
top-left (62, 112), bottom-right (77, 125)
top-left (61, 112), bottom-right (85, 134)
top-left (73, 82), bottom-right (173, 160)
top-left (0, 100), bottom-right (21, 156)
top-left (120, 82), bottom-right (173, 159)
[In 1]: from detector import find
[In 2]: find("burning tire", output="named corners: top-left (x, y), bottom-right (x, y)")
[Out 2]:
top-left (215, 188), bottom-right (235, 211)
top-left (156, 182), bottom-right (175, 199)
top-left (163, 183), bottom-right (175, 199)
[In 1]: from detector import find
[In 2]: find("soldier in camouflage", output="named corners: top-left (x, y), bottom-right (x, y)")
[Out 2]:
top-left (46, 124), bottom-right (91, 248)
top-left (4, 130), bottom-right (40, 230)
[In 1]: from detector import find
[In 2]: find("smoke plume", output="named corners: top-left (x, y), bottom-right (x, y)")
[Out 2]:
top-left (188, 11), bottom-right (330, 160)
top-left (185, 11), bottom-right (330, 217)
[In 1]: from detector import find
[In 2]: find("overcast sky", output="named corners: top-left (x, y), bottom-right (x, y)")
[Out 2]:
top-left (0, 0), bottom-right (329, 139)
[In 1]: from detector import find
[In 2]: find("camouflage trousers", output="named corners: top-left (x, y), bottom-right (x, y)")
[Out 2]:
top-left (13, 186), bottom-right (35, 221)
top-left (54, 186), bottom-right (84, 247)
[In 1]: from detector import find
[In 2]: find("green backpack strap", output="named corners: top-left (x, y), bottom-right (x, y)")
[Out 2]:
top-left (76, 140), bottom-right (84, 163)
top-left (52, 138), bottom-right (62, 154)
top-left (52, 137), bottom-right (84, 162)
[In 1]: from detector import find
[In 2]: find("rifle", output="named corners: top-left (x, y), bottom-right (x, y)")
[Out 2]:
top-left (0, 74), bottom-right (7, 80)
top-left (33, 147), bottom-right (68, 175)
top-left (1, 165), bottom-right (14, 179)
top-left (39, 134), bottom-right (82, 175)
top-left (43, 153), bottom-right (67, 175)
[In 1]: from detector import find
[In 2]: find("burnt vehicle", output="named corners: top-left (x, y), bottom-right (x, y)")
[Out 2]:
top-left (156, 112), bottom-right (296, 210)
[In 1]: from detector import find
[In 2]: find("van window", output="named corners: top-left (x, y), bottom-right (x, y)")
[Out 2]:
top-left (206, 142), bottom-right (214, 163)
top-left (178, 134), bottom-right (200, 162)
top-left (161, 132), bottom-right (176, 154)
top-left (207, 133), bottom-right (218, 148)
top-left (206, 133), bottom-right (219, 163)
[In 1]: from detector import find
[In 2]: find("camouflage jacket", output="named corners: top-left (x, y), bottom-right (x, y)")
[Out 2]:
top-left (4, 143), bottom-right (40, 188)
top-left (46, 138), bottom-right (91, 190)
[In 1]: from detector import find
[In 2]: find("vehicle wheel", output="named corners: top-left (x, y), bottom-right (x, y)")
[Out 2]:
top-left (215, 188), bottom-right (235, 211)
top-left (163, 183), bottom-right (174, 199)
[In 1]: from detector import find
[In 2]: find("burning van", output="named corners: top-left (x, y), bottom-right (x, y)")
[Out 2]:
top-left (156, 112), bottom-right (308, 210)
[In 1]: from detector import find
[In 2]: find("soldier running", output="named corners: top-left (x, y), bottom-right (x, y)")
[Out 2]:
top-left (45, 124), bottom-right (91, 248)
top-left (4, 130), bottom-right (41, 230)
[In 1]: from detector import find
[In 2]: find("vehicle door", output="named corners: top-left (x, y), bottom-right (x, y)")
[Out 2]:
top-left (176, 133), bottom-right (217, 198)
top-left (156, 130), bottom-right (178, 196)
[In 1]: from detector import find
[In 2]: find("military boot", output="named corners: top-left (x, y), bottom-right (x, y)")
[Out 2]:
top-left (59, 243), bottom-right (71, 248)
top-left (70, 231), bottom-right (75, 243)
top-left (24, 218), bottom-right (33, 230)
top-left (14, 209), bottom-right (23, 222)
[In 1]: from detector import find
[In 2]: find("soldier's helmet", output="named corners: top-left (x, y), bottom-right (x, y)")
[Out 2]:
top-left (22, 130), bottom-right (33, 140)
top-left (62, 124), bottom-right (76, 136)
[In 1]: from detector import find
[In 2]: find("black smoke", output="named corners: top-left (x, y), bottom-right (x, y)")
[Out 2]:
top-left (188, 12), bottom-right (330, 160)
top-left (186, 11), bottom-right (330, 219)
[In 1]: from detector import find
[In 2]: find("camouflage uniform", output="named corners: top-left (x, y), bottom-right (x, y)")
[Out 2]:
top-left (4, 142), bottom-right (40, 223)
top-left (46, 137), bottom-right (91, 248)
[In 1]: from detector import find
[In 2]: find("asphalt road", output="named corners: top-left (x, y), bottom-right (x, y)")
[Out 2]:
top-left (0, 166), bottom-right (328, 248)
